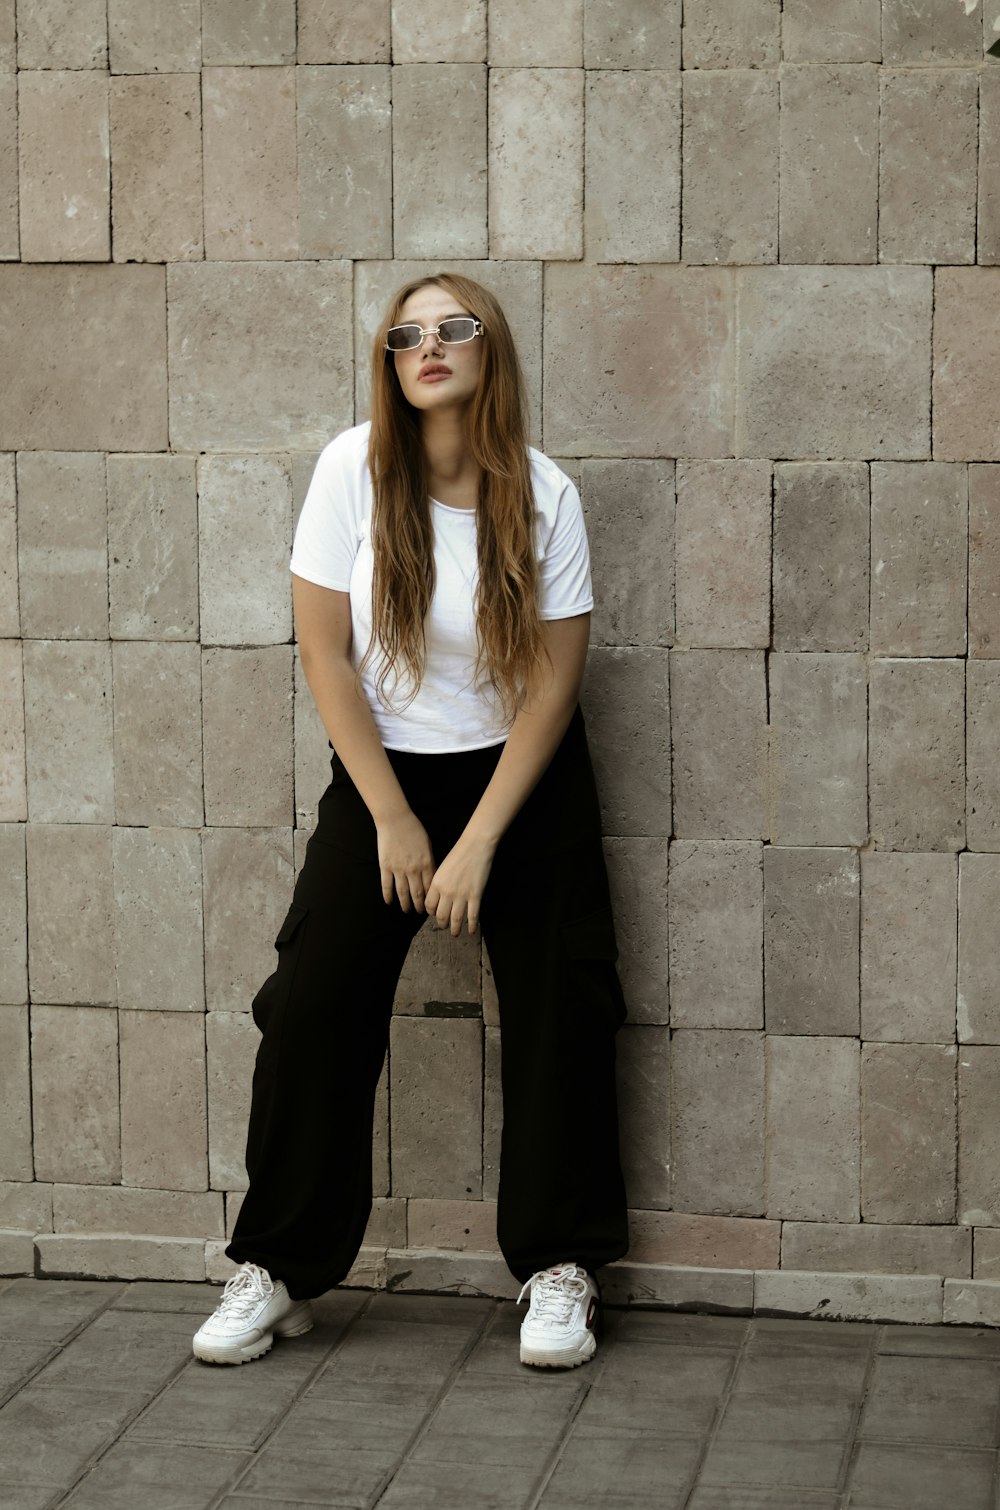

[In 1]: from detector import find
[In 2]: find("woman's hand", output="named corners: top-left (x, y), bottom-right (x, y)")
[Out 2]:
top-left (425, 834), bottom-right (497, 937)
top-left (376, 810), bottom-right (436, 913)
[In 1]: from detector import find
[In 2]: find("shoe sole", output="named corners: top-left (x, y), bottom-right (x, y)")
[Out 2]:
top-left (193, 1306), bottom-right (314, 1366)
top-left (520, 1333), bottom-right (597, 1369)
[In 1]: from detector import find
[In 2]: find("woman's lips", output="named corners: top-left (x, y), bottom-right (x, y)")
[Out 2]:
top-left (419, 367), bottom-right (451, 382)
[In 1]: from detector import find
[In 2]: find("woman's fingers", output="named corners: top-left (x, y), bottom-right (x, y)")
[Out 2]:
top-left (380, 867), bottom-right (394, 906)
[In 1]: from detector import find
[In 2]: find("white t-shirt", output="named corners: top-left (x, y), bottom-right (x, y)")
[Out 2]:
top-left (290, 421), bottom-right (593, 753)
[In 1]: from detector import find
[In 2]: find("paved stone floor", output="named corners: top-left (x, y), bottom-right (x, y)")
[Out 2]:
top-left (2, 1277), bottom-right (1000, 1509)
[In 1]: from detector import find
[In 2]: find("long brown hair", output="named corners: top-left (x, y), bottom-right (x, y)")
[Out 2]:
top-left (366, 273), bottom-right (543, 722)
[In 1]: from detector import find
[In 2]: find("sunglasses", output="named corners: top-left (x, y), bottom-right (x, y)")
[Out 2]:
top-left (385, 317), bottom-right (484, 352)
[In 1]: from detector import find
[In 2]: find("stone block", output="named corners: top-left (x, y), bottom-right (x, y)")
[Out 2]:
top-left (616, 1023), bottom-right (670, 1210)
top-left (382, 1246), bottom-right (507, 1297)
top-left (199, 456), bottom-right (292, 646)
top-left (110, 74), bottom-right (203, 262)
top-left (167, 261), bottom-right (352, 452)
top-left (0, 265), bottom-right (167, 451)
top-left (406, 1199), bottom-right (498, 1252)
top-left (959, 855), bottom-right (1000, 1042)
top-left (870, 462), bottom-right (967, 656)
top-left (753, 1271), bottom-right (942, 1326)
top-left (670, 650), bottom-right (767, 839)
top-left (580, 460), bottom-right (673, 647)
top-left (879, 71), bottom-right (976, 265)
top-left (482, 1022), bottom-right (500, 1199)
top-left (883, 0), bottom-right (984, 61)
top-left (674, 460), bottom-right (770, 648)
top-left (202, 647), bottom-right (294, 827)
top-left (0, 825), bottom-right (26, 1005)
top-left (604, 1260), bottom-right (754, 1312)
top-left (16, 452), bottom-right (107, 641)
top-left (119, 1010), bottom-right (207, 1191)
top-left (365, 1197), bottom-right (406, 1248)
top-left (584, 0), bottom-right (680, 67)
top-left (862, 1044), bottom-right (957, 1224)
top-left (604, 838), bottom-right (669, 1026)
top-left (0, 1182), bottom-right (52, 1232)
top-left (203, 827), bottom-right (294, 1013)
top-left (37, 1234), bottom-right (206, 1282)
top-left (202, 0), bottom-right (295, 62)
top-left (373, 1057), bottom-right (389, 1197)
top-left (391, 66), bottom-right (486, 260)
top-left (16, 0), bottom-right (107, 67)
top-left (0, 1007), bottom-right (31, 1179)
top-left (107, 455), bottom-right (198, 640)
top-left (681, 0), bottom-right (779, 65)
top-left (389, 1016), bottom-right (482, 1199)
top-left (393, 0), bottom-right (485, 60)
top-left (53, 1185), bottom-right (222, 1238)
top-left (394, 925), bottom-right (481, 1015)
top-left (764, 848), bottom-right (860, 1037)
top-left (0, 0), bottom-right (12, 68)
top-left (297, 66), bottom-right (391, 260)
top-left (861, 853), bottom-right (958, 1044)
top-left (980, 73), bottom-right (1000, 266)
top-left (113, 827), bottom-right (204, 1013)
top-left (782, 1222), bottom-right (970, 1278)
top-left (0, 1233), bottom-right (34, 1273)
top-left (973, 1230), bottom-right (1000, 1280)
top-left (0, 72), bottom-right (15, 258)
top-left (768, 654), bottom-right (868, 847)
top-left (772, 464), bottom-right (869, 652)
top-left (489, 68), bottom-right (582, 260)
top-left (206, 1011), bottom-right (258, 1191)
top-left (31, 1005), bottom-right (120, 1184)
top-left (781, 0), bottom-right (881, 60)
top-left (26, 825), bottom-right (113, 1006)
top-left (970, 467), bottom-right (1000, 656)
top-left (959, 1047), bottom-right (1000, 1226)
top-left (668, 841), bottom-right (762, 1030)
top-left (778, 65), bottom-right (878, 264)
top-left (869, 658), bottom-right (965, 852)
top-left (0, 455), bottom-right (15, 635)
top-left (943, 1279), bottom-right (1000, 1328)
top-left (295, 652), bottom-right (332, 830)
top-left (581, 648), bottom-right (670, 837)
top-left (24, 641), bottom-right (112, 824)
top-left (766, 1036), bottom-right (859, 1221)
top-left (297, 0), bottom-right (390, 62)
top-left (545, 263), bottom-right (735, 458)
top-left (108, 0), bottom-right (201, 72)
top-left (626, 1211), bottom-right (779, 1269)
top-left (682, 70), bottom-right (778, 266)
top-left (0, 641), bottom-right (25, 821)
top-left (585, 71), bottom-right (679, 263)
top-left (934, 269), bottom-right (1000, 462)
top-left (203, 67), bottom-right (297, 260)
top-left (18, 72), bottom-right (109, 262)
top-left (672, 1029), bottom-right (766, 1216)
top-left (113, 642), bottom-right (203, 827)
top-left (488, 0), bottom-right (581, 63)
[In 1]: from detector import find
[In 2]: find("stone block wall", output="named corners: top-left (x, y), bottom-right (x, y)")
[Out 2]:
top-left (3, 0), bottom-right (1000, 1325)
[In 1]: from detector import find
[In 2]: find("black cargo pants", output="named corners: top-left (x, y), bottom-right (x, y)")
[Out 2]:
top-left (226, 705), bottom-right (630, 1300)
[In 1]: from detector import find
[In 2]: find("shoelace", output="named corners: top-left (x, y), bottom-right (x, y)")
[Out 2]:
top-left (216, 1262), bottom-right (274, 1321)
top-left (517, 1263), bottom-right (590, 1324)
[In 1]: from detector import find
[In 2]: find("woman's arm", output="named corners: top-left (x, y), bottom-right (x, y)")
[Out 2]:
top-left (425, 613), bottom-right (591, 936)
top-left (292, 574), bottom-right (435, 913)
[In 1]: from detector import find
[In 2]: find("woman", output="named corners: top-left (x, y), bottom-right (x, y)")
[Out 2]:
top-left (193, 273), bottom-right (630, 1370)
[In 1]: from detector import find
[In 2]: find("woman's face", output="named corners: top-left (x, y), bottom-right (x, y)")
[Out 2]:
top-left (391, 286), bottom-right (484, 415)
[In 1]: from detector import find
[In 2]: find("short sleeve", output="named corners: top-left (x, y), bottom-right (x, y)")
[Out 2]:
top-left (536, 476), bottom-right (594, 621)
top-left (289, 429), bottom-right (368, 592)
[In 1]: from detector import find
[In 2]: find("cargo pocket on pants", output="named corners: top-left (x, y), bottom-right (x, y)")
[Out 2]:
top-left (251, 902), bottom-right (309, 1033)
top-left (560, 906), bottom-right (628, 1029)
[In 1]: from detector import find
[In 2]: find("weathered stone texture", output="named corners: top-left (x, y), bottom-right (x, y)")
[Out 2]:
top-left (206, 1011), bottom-right (257, 1189)
top-left (0, 73), bottom-right (16, 258)
top-left (199, 456), bottom-right (292, 647)
top-left (298, 67), bottom-right (391, 260)
top-left (773, 464), bottom-right (869, 652)
top-left (202, 647), bottom-right (293, 828)
top-left (167, 261), bottom-right (352, 452)
top-left (0, 0), bottom-right (13, 69)
top-left (16, 0), bottom-right (107, 68)
top-left (202, 0), bottom-right (296, 63)
top-left (970, 466), bottom-right (1000, 657)
top-left (627, 1210), bottom-right (778, 1269)
top-left (782, 0), bottom-right (881, 61)
top-left (489, 69), bottom-right (581, 260)
top-left (584, 0), bottom-right (680, 68)
top-left (203, 68), bottom-right (297, 260)
top-left (23, 641), bottom-right (112, 824)
top-left (0, 1007), bottom-right (31, 1179)
top-left (389, 1017), bottom-right (482, 1198)
top-left (782, 1222), bottom-right (970, 1279)
top-left (674, 460), bottom-right (770, 648)
top-left (671, 1029), bottom-right (765, 1216)
top-left (768, 654), bottom-right (867, 847)
top-left (53, 1185), bottom-right (222, 1239)
top-left (604, 838), bottom-right (669, 1025)
top-left (959, 1047), bottom-right (1000, 1226)
top-left (616, 1024), bottom-right (670, 1209)
top-left (31, 1006), bottom-right (120, 1185)
top-left (392, 0), bottom-right (485, 61)
top-left (544, 264), bottom-right (735, 458)
top-left (18, 72), bottom-right (109, 262)
top-left (670, 650), bottom-right (767, 840)
top-left (298, 0), bottom-right (390, 62)
top-left (737, 267), bottom-right (930, 461)
top-left (668, 841), bottom-right (762, 1031)
top-left (580, 460), bottom-right (673, 647)
top-left (943, 1278), bottom-right (1000, 1328)
top-left (869, 658), bottom-right (965, 853)
top-left (581, 648), bottom-right (670, 837)
top-left (764, 849), bottom-right (859, 1038)
top-left (754, 1270), bottom-right (942, 1325)
top-left (974, 1230), bottom-right (1000, 1281)
top-left (16, 452), bottom-right (107, 640)
top-left (203, 827), bottom-right (294, 1012)
top-left (766, 1036), bottom-right (860, 1221)
top-left (883, 0), bottom-right (983, 62)
top-left (110, 74), bottom-right (203, 262)
top-left (0, 1181), bottom-right (52, 1232)
top-left (27, 825), bottom-right (113, 1006)
top-left (0, 265), bottom-right (168, 452)
top-left (0, 455), bottom-right (14, 636)
top-left (108, 455), bottom-right (199, 640)
top-left (682, 0), bottom-right (779, 66)
top-left (585, 71), bottom-right (679, 264)
top-left (682, 70), bottom-right (778, 266)
top-left (861, 853), bottom-right (958, 1044)
top-left (119, 1010), bottom-right (207, 1190)
top-left (113, 643), bottom-right (203, 828)
top-left (392, 65), bottom-right (486, 260)
top-left (108, 0), bottom-right (201, 73)
top-left (934, 269), bottom-right (1000, 462)
top-left (294, 652), bottom-right (331, 831)
top-left (113, 827), bottom-right (204, 1013)
top-left (959, 855), bottom-right (1000, 1044)
top-left (0, 825), bottom-right (26, 1005)
top-left (968, 662), bottom-right (1000, 853)
top-left (0, 641), bottom-right (25, 821)
top-left (488, 0), bottom-right (580, 63)
top-left (779, 65), bottom-right (878, 264)
top-left (406, 1199), bottom-right (496, 1252)
top-left (980, 72), bottom-right (1000, 266)
top-left (879, 71), bottom-right (976, 265)
top-left (394, 924), bottom-right (480, 1014)
top-left (870, 463), bottom-right (967, 656)
top-left (861, 1044), bottom-right (956, 1224)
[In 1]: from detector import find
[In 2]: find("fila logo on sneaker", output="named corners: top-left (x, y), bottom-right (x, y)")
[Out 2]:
top-left (585, 1297), bottom-right (597, 1330)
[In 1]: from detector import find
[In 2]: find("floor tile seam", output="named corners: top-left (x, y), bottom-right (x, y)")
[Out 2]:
top-left (519, 1347), bottom-right (623, 1510)
top-left (839, 1322), bottom-right (900, 1499)
top-left (0, 1285), bottom-right (132, 1405)
top-left (677, 1317), bottom-right (755, 1507)
top-left (0, 1342), bottom-right (63, 1410)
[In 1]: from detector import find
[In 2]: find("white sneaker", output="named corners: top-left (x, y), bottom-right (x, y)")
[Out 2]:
top-left (517, 1261), bottom-right (599, 1369)
top-left (192, 1262), bottom-right (314, 1365)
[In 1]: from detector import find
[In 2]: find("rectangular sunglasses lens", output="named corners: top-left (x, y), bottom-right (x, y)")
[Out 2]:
top-left (438, 318), bottom-right (476, 344)
top-left (387, 325), bottom-right (421, 350)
